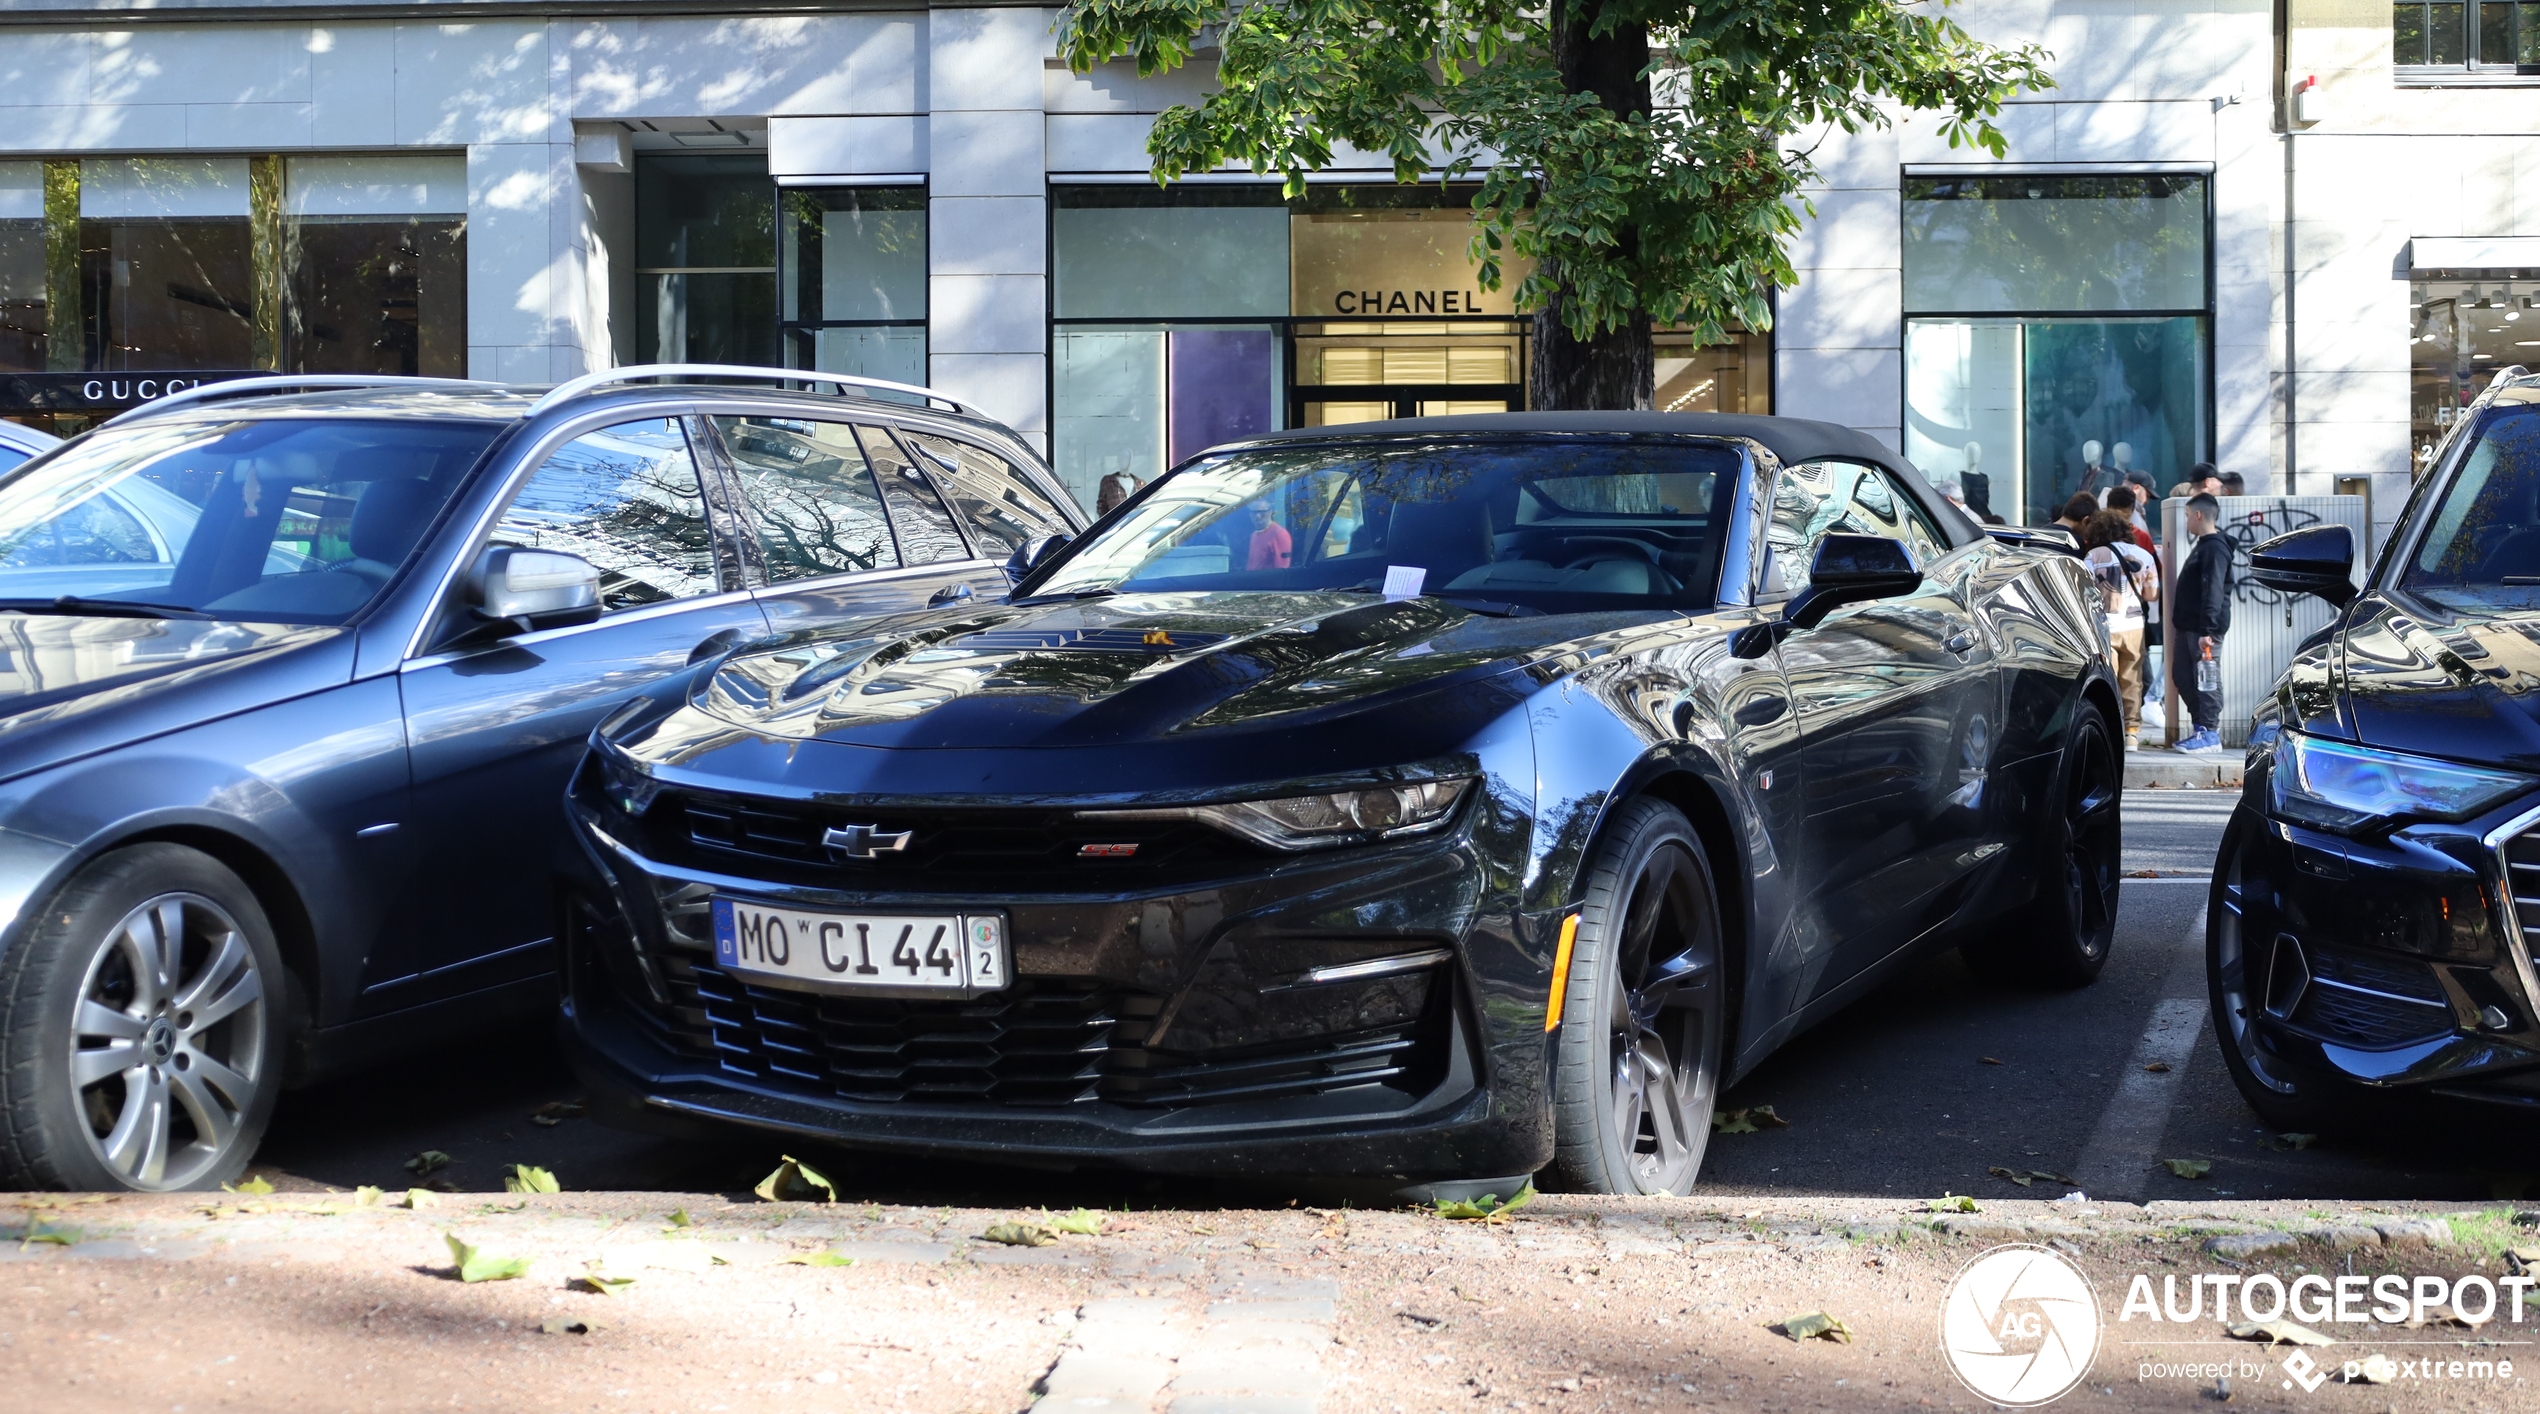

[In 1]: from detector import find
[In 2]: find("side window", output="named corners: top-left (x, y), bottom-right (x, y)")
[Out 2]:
top-left (899, 431), bottom-right (1072, 557)
top-left (855, 425), bottom-right (972, 565)
top-left (712, 416), bottom-right (898, 583)
top-left (496, 418), bottom-right (718, 612)
top-left (1764, 460), bottom-right (1941, 594)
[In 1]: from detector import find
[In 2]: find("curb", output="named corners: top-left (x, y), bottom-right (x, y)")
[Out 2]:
top-left (2127, 749), bottom-right (2242, 790)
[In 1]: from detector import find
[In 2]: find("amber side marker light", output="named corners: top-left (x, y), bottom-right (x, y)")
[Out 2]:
top-left (1544, 913), bottom-right (1581, 1032)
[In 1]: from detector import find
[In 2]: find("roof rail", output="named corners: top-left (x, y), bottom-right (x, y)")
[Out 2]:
top-left (526, 363), bottom-right (979, 419)
top-left (100, 374), bottom-right (510, 427)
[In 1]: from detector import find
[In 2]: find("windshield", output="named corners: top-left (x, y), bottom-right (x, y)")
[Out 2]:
top-left (0, 417), bottom-right (501, 623)
top-left (1031, 437), bottom-right (1742, 612)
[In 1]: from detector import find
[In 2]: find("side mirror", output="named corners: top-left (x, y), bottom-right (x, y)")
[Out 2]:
top-left (468, 546), bottom-right (601, 632)
top-left (1787, 534), bottom-right (1923, 631)
top-left (1003, 533), bottom-right (1070, 587)
top-left (1986, 524), bottom-right (2081, 556)
top-left (2248, 524), bottom-right (2355, 608)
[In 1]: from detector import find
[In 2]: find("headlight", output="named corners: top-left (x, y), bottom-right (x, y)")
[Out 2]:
top-left (1083, 779), bottom-right (1472, 852)
top-left (2269, 731), bottom-right (2531, 833)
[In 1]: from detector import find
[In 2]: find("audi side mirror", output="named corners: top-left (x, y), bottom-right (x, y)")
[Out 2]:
top-left (1787, 534), bottom-right (1923, 631)
top-left (2248, 524), bottom-right (2355, 609)
top-left (468, 546), bottom-right (601, 632)
top-left (1003, 533), bottom-right (1070, 588)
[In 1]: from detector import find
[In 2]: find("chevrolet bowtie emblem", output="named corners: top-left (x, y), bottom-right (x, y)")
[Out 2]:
top-left (823, 823), bottom-right (914, 860)
top-left (1142, 628), bottom-right (1174, 648)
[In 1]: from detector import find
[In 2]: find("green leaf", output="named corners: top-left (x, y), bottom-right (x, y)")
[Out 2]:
top-left (402, 1188), bottom-right (438, 1210)
top-left (754, 1155), bottom-right (838, 1204)
top-left (1047, 1207), bottom-right (1107, 1237)
top-left (2164, 1158), bottom-right (2213, 1179)
top-left (1927, 1193), bottom-right (1980, 1213)
top-left (351, 1186), bottom-right (387, 1207)
top-left (1431, 1185), bottom-right (1535, 1223)
top-left (443, 1232), bottom-right (531, 1283)
top-left (779, 1249), bottom-right (856, 1267)
top-left (576, 1264), bottom-right (636, 1295)
top-left (19, 1221), bottom-right (76, 1248)
top-left (666, 1208), bottom-right (692, 1228)
top-left (404, 1150), bottom-right (451, 1177)
top-left (1775, 1311), bottom-right (1852, 1343)
top-left (223, 1174), bottom-right (275, 1196)
top-left (504, 1164), bottom-right (561, 1195)
top-left (979, 1222), bottom-right (1055, 1247)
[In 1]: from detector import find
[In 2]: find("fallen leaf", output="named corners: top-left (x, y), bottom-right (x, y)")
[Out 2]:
top-left (443, 1233), bottom-right (530, 1283)
top-left (2503, 1244), bottom-right (2540, 1276)
top-left (1927, 1194), bottom-right (1980, 1213)
top-left (351, 1186), bottom-right (387, 1207)
top-left (1987, 1167), bottom-right (2035, 1187)
top-left (575, 1264), bottom-right (635, 1295)
top-left (2164, 1158), bottom-right (2213, 1179)
top-left (402, 1189), bottom-right (438, 1210)
top-left (405, 1150), bottom-right (451, 1177)
top-left (504, 1164), bottom-right (561, 1195)
top-left (223, 1175), bottom-right (275, 1196)
top-left (779, 1249), bottom-right (855, 1267)
top-left (1980, 1057), bottom-right (2003, 1065)
top-left (1046, 1207), bottom-right (1106, 1237)
top-left (539, 1318), bottom-right (600, 1335)
top-left (2226, 1319), bottom-right (2334, 1346)
top-left (1774, 1311), bottom-right (1853, 1343)
top-left (2143, 1062), bottom-right (2172, 1074)
top-left (18, 1221), bottom-right (76, 1248)
top-left (1399, 1311), bottom-right (1447, 1329)
top-left (1433, 1185), bottom-right (1535, 1223)
top-left (979, 1222), bottom-right (1054, 1247)
top-left (2029, 1169), bottom-right (2076, 1185)
top-left (754, 1155), bottom-right (838, 1204)
top-left (665, 1208), bottom-right (692, 1228)
top-left (2344, 1354), bottom-right (2398, 1385)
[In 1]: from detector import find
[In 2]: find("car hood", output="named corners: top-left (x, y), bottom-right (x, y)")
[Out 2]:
top-left (682, 590), bottom-right (1585, 752)
top-left (2337, 591), bottom-right (2540, 771)
top-left (0, 615), bottom-right (347, 781)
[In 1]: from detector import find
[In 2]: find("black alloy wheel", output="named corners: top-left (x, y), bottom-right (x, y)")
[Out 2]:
top-left (1965, 700), bottom-right (2121, 987)
top-left (2206, 809), bottom-right (2359, 1133)
top-left (1547, 798), bottom-right (1726, 1196)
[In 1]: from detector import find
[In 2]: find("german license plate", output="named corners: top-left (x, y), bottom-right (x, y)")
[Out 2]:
top-left (711, 899), bottom-right (1008, 995)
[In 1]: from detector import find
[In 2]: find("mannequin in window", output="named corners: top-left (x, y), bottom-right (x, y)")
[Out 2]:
top-left (1096, 464), bottom-right (1143, 516)
top-left (2110, 442), bottom-right (2135, 497)
top-left (2078, 439), bottom-right (2107, 496)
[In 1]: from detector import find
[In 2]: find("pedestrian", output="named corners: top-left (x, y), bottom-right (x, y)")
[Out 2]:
top-left (2219, 470), bottom-right (2246, 498)
top-left (2191, 461), bottom-right (2223, 498)
top-left (1244, 498), bottom-right (1292, 570)
top-left (2054, 492), bottom-right (2097, 537)
top-left (2169, 492), bottom-right (2231, 752)
top-left (2082, 509), bottom-right (2156, 749)
top-left (2105, 485), bottom-right (2156, 556)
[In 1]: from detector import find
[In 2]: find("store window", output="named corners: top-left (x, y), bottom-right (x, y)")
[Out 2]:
top-left (636, 153), bottom-right (776, 365)
top-left (2411, 272), bottom-right (2536, 467)
top-left (2395, 0), bottom-right (2540, 71)
top-left (285, 156), bottom-right (467, 378)
top-left (780, 185), bottom-right (925, 387)
top-left (80, 157), bottom-right (259, 372)
top-left (1901, 173), bottom-right (2211, 524)
top-left (1654, 328), bottom-right (1772, 413)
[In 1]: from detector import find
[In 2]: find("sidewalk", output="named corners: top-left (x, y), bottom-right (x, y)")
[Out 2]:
top-left (3, 1186), bottom-right (2524, 1412)
top-left (2126, 744), bottom-right (2243, 790)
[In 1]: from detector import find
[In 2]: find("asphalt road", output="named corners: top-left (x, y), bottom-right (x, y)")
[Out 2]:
top-left (248, 787), bottom-right (2540, 1205)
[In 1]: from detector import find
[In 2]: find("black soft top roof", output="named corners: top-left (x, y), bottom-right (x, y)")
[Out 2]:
top-left (1234, 410), bottom-right (1982, 545)
top-left (1241, 411), bottom-right (1920, 480)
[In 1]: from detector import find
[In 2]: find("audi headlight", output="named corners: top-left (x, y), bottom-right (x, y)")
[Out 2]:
top-left (2270, 731), bottom-right (2531, 833)
top-left (1084, 779), bottom-right (1472, 852)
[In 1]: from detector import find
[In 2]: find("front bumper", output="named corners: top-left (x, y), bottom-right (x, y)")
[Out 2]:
top-left (2228, 784), bottom-right (2540, 1104)
top-left (558, 775), bottom-right (1556, 1179)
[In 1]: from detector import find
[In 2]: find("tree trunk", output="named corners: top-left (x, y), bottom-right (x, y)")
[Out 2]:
top-left (1530, 0), bottom-right (1653, 412)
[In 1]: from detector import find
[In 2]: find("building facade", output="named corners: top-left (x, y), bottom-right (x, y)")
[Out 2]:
top-left (0, 0), bottom-right (2478, 532)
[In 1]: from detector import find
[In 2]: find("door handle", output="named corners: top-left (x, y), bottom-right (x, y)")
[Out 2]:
top-left (1945, 629), bottom-right (1976, 657)
top-left (1733, 695), bottom-right (1789, 727)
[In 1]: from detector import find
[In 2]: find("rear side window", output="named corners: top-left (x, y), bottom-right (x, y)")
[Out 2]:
top-left (497, 418), bottom-right (718, 612)
top-left (900, 431), bottom-right (1071, 556)
top-left (712, 415), bottom-right (898, 583)
top-left (855, 425), bottom-right (971, 565)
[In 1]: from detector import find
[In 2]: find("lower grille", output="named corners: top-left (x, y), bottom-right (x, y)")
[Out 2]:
top-left (632, 951), bottom-right (1450, 1110)
top-left (2292, 946), bottom-right (2451, 1048)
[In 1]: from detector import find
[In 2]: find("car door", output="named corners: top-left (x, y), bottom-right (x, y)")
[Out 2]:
top-left (374, 414), bottom-right (769, 1008)
top-left (707, 415), bottom-right (1002, 631)
top-left (1768, 459), bottom-right (1997, 999)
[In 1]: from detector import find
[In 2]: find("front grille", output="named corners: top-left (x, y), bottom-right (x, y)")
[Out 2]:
top-left (2504, 832), bottom-right (2540, 954)
top-left (633, 950), bottom-right (1450, 1110)
top-left (661, 791), bottom-right (1256, 888)
top-left (2292, 946), bottom-right (2452, 1048)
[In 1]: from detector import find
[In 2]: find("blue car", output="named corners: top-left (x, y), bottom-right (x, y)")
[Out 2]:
top-left (0, 367), bottom-right (1077, 1191)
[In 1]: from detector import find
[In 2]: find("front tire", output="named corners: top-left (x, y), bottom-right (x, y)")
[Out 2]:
top-left (2207, 811), bottom-right (2361, 1133)
top-left (1964, 699), bottom-right (2121, 987)
top-left (1546, 799), bottom-right (1726, 1196)
top-left (0, 845), bottom-right (285, 1191)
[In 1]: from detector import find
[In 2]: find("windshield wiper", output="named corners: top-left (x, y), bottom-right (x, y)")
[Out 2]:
top-left (1009, 587), bottom-right (1120, 606)
top-left (0, 595), bottom-right (212, 621)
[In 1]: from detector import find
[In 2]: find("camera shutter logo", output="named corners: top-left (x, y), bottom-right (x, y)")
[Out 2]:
top-left (1938, 1244), bottom-right (2101, 1407)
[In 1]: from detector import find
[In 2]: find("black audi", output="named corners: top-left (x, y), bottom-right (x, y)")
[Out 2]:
top-left (2216, 369), bottom-right (2540, 1129)
top-left (566, 412), bottom-right (2124, 1195)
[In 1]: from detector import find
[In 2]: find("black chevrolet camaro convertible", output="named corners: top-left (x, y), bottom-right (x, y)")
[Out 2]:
top-left (564, 412), bottom-right (2122, 1195)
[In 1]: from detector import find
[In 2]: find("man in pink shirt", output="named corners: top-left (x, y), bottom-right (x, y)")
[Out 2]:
top-left (1245, 500), bottom-right (1292, 569)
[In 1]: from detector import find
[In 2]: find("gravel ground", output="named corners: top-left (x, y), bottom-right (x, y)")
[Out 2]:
top-left (6, 1185), bottom-right (2536, 1414)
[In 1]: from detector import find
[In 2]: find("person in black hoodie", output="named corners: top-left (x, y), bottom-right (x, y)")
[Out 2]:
top-left (2169, 493), bottom-right (2232, 751)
